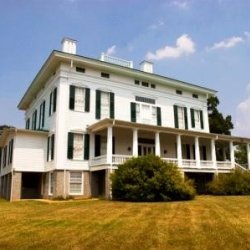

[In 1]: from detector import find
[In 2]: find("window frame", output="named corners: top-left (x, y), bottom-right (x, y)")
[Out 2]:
top-left (69, 171), bottom-right (83, 195)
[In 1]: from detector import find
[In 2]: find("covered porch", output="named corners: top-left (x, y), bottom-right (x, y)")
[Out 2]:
top-left (87, 119), bottom-right (250, 173)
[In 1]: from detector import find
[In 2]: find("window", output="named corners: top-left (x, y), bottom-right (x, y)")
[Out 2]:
top-left (76, 67), bottom-right (85, 73)
top-left (49, 88), bottom-right (57, 116)
top-left (131, 102), bottom-right (161, 126)
top-left (67, 133), bottom-right (89, 160)
top-left (69, 172), bottom-right (83, 195)
top-left (176, 90), bottom-right (182, 95)
top-left (8, 139), bottom-right (13, 165)
top-left (174, 105), bottom-right (188, 129)
top-left (96, 90), bottom-right (114, 119)
top-left (135, 96), bottom-right (155, 104)
top-left (48, 172), bottom-right (54, 195)
top-left (39, 100), bottom-right (46, 129)
top-left (47, 134), bottom-right (55, 161)
top-left (192, 94), bottom-right (198, 99)
top-left (151, 84), bottom-right (156, 89)
top-left (26, 118), bottom-right (30, 129)
top-left (134, 80), bottom-right (140, 85)
top-left (32, 110), bottom-right (37, 130)
top-left (191, 109), bottom-right (204, 129)
top-left (101, 72), bottom-right (110, 78)
top-left (3, 146), bottom-right (7, 167)
top-left (69, 86), bottom-right (90, 112)
top-left (141, 81), bottom-right (149, 87)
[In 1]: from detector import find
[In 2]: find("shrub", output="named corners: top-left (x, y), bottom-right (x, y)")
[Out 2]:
top-left (207, 169), bottom-right (250, 195)
top-left (111, 154), bottom-right (196, 201)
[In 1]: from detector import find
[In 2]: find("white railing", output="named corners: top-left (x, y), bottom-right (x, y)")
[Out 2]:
top-left (200, 160), bottom-right (214, 168)
top-left (89, 155), bottom-right (107, 166)
top-left (162, 158), bottom-right (178, 165)
top-left (100, 53), bottom-right (133, 68)
top-left (112, 154), bottom-right (132, 165)
top-left (182, 159), bottom-right (197, 168)
top-left (216, 161), bottom-right (232, 169)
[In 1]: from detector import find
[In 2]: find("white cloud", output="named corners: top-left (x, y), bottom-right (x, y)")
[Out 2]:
top-left (105, 45), bottom-right (116, 56)
top-left (146, 34), bottom-right (195, 61)
top-left (209, 36), bottom-right (243, 50)
top-left (170, 0), bottom-right (189, 9)
top-left (235, 84), bottom-right (250, 136)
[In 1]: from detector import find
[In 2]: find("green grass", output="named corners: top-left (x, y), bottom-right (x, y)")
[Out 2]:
top-left (0, 196), bottom-right (249, 250)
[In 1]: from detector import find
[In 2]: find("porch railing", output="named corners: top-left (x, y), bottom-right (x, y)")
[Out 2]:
top-left (89, 155), bottom-right (107, 166)
top-left (112, 154), bottom-right (132, 164)
top-left (216, 161), bottom-right (233, 169)
top-left (162, 158), bottom-right (178, 165)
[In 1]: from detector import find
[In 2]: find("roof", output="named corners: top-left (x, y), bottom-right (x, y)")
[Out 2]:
top-left (87, 118), bottom-right (250, 144)
top-left (18, 50), bottom-right (217, 110)
top-left (0, 128), bottom-right (48, 147)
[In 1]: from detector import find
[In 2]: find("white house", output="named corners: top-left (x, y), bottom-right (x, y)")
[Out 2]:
top-left (1, 38), bottom-right (250, 201)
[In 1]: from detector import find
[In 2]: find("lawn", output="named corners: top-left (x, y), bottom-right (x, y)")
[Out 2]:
top-left (0, 196), bottom-right (249, 250)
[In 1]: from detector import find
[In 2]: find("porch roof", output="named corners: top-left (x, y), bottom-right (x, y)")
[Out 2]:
top-left (87, 119), bottom-right (250, 144)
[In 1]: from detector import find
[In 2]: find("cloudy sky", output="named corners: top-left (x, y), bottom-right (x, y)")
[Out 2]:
top-left (1, 0), bottom-right (250, 136)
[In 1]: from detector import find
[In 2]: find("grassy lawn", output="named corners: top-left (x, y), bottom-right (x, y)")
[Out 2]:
top-left (0, 196), bottom-right (249, 250)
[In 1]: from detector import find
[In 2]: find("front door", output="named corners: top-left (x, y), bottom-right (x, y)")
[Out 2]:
top-left (138, 144), bottom-right (155, 156)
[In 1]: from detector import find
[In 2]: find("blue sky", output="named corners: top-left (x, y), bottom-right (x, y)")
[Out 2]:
top-left (1, 0), bottom-right (250, 136)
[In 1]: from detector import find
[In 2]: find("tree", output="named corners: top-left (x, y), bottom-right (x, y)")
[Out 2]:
top-left (111, 155), bottom-right (196, 202)
top-left (0, 125), bottom-right (12, 136)
top-left (235, 144), bottom-right (247, 166)
top-left (207, 96), bottom-right (233, 135)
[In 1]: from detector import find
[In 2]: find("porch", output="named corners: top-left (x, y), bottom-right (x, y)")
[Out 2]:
top-left (87, 119), bottom-right (250, 173)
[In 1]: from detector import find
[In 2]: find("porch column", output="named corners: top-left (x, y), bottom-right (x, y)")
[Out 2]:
top-left (211, 139), bottom-right (217, 168)
top-left (155, 132), bottom-right (160, 157)
top-left (247, 143), bottom-right (250, 170)
top-left (89, 133), bottom-right (95, 160)
top-left (132, 129), bottom-right (138, 157)
top-left (229, 141), bottom-right (235, 167)
top-left (176, 134), bottom-right (182, 167)
top-left (107, 126), bottom-right (113, 164)
top-left (195, 137), bottom-right (201, 168)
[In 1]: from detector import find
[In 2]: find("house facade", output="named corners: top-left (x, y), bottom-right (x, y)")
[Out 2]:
top-left (1, 38), bottom-right (250, 201)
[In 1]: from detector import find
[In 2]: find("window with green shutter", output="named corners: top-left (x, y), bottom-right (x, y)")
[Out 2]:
top-left (85, 88), bottom-right (90, 112)
top-left (51, 134), bottom-right (55, 161)
top-left (184, 107), bottom-right (188, 130)
top-left (110, 92), bottom-right (115, 119)
top-left (67, 132), bottom-right (74, 159)
top-left (96, 90), bottom-right (101, 119)
top-left (174, 105), bottom-right (179, 128)
top-left (200, 110), bottom-right (204, 129)
top-left (47, 137), bottom-right (50, 162)
top-left (69, 85), bottom-right (75, 110)
top-left (53, 88), bottom-right (57, 112)
top-left (191, 108), bottom-right (195, 128)
top-left (157, 107), bottom-right (161, 126)
top-left (131, 102), bottom-right (136, 122)
top-left (84, 134), bottom-right (90, 160)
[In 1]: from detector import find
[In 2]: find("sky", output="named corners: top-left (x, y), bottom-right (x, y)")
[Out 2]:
top-left (0, 0), bottom-right (250, 137)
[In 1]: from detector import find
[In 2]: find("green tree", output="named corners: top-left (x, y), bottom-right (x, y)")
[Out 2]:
top-left (235, 144), bottom-right (247, 166)
top-left (111, 154), bottom-right (196, 202)
top-left (207, 96), bottom-right (233, 135)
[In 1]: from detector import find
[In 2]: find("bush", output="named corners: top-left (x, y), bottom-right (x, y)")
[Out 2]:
top-left (207, 169), bottom-right (250, 195)
top-left (111, 154), bottom-right (196, 202)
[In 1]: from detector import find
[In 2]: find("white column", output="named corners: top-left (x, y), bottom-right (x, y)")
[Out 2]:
top-left (107, 126), bottom-right (113, 164)
top-left (89, 133), bottom-right (95, 160)
top-left (229, 141), bottom-right (235, 167)
top-left (195, 137), bottom-right (200, 168)
top-left (247, 144), bottom-right (250, 170)
top-left (176, 134), bottom-right (182, 167)
top-left (211, 139), bottom-right (217, 168)
top-left (132, 129), bottom-right (138, 157)
top-left (155, 132), bottom-right (160, 157)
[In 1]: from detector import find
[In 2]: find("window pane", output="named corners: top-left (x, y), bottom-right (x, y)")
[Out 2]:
top-left (75, 87), bottom-right (85, 112)
top-left (73, 134), bottom-right (83, 160)
top-left (101, 92), bottom-right (110, 118)
top-left (178, 107), bottom-right (185, 129)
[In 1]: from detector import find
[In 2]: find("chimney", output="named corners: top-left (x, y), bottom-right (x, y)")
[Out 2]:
top-left (140, 60), bottom-right (153, 73)
top-left (61, 37), bottom-right (77, 54)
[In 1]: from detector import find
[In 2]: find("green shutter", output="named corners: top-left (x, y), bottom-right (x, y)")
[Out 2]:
top-left (9, 139), bottom-right (13, 164)
top-left (174, 105), bottom-right (179, 128)
top-left (200, 110), bottom-right (204, 129)
top-left (95, 135), bottom-right (101, 156)
top-left (49, 92), bottom-right (52, 116)
top-left (184, 107), bottom-right (188, 130)
top-left (157, 107), bottom-right (162, 126)
top-left (39, 103), bottom-right (42, 129)
top-left (85, 88), bottom-right (90, 112)
top-left (84, 134), bottom-right (90, 160)
top-left (53, 88), bottom-right (57, 112)
top-left (51, 134), bottom-right (55, 160)
top-left (42, 101), bottom-right (45, 127)
top-left (110, 92), bottom-right (115, 119)
top-left (112, 136), bottom-right (115, 154)
top-left (69, 85), bottom-right (75, 110)
top-left (131, 102), bottom-right (136, 122)
top-left (191, 108), bottom-right (195, 128)
top-left (96, 90), bottom-right (101, 119)
top-left (47, 137), bottom-right (50, 162)
top-left (67, 133), bottom-right (74, 159)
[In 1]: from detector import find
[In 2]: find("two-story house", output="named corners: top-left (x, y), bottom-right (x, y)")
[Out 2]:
top-left (1, 38), bottom-right (250, 201)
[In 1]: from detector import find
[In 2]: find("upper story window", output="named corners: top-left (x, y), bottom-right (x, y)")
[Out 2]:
top-left (3, 145), bottom-right (7, 168)
top-left (76, 67), bottom-right (85, 73)
top-left (141, 81), bottom-right (149, 87)
top-left (134, 80), bottom-right (140, 85)
top-left (7, 139), bottom-right (13, 165)
top-left (96, 90), bottom-right (114, 119)
top-left (32, 110), bottom-right (37, 130)
top-left (151, 84), bottom-right (156, 89)
top-left (176, 90), bottom-right (182, 95)
top-left (25, 118), bottom-right (30, 130)
top-left (192, 94), bottom-right (198, 99)
top-left (47, 134), bottom-right (55, 162)
top-left (173, 105), bottom-right (188, 130)
top-left (131, 102), bottom-right (161, 126)
top-left (69, 86), bottom-right (90, 112)
top-left (135, 96), bottom-right (155, 105)
top-left (49, 88), bottom-right (57, 116)
top-left (101, 72), bottom-right (110, 78)
top-left (191, 109), bottom-right (204, 129)
top-left (67, 132), bottom-right (89, 160)
top-left (134, 80), bottom-right (156, 89)
top-left (39, 100), bottom-right (46, 130)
